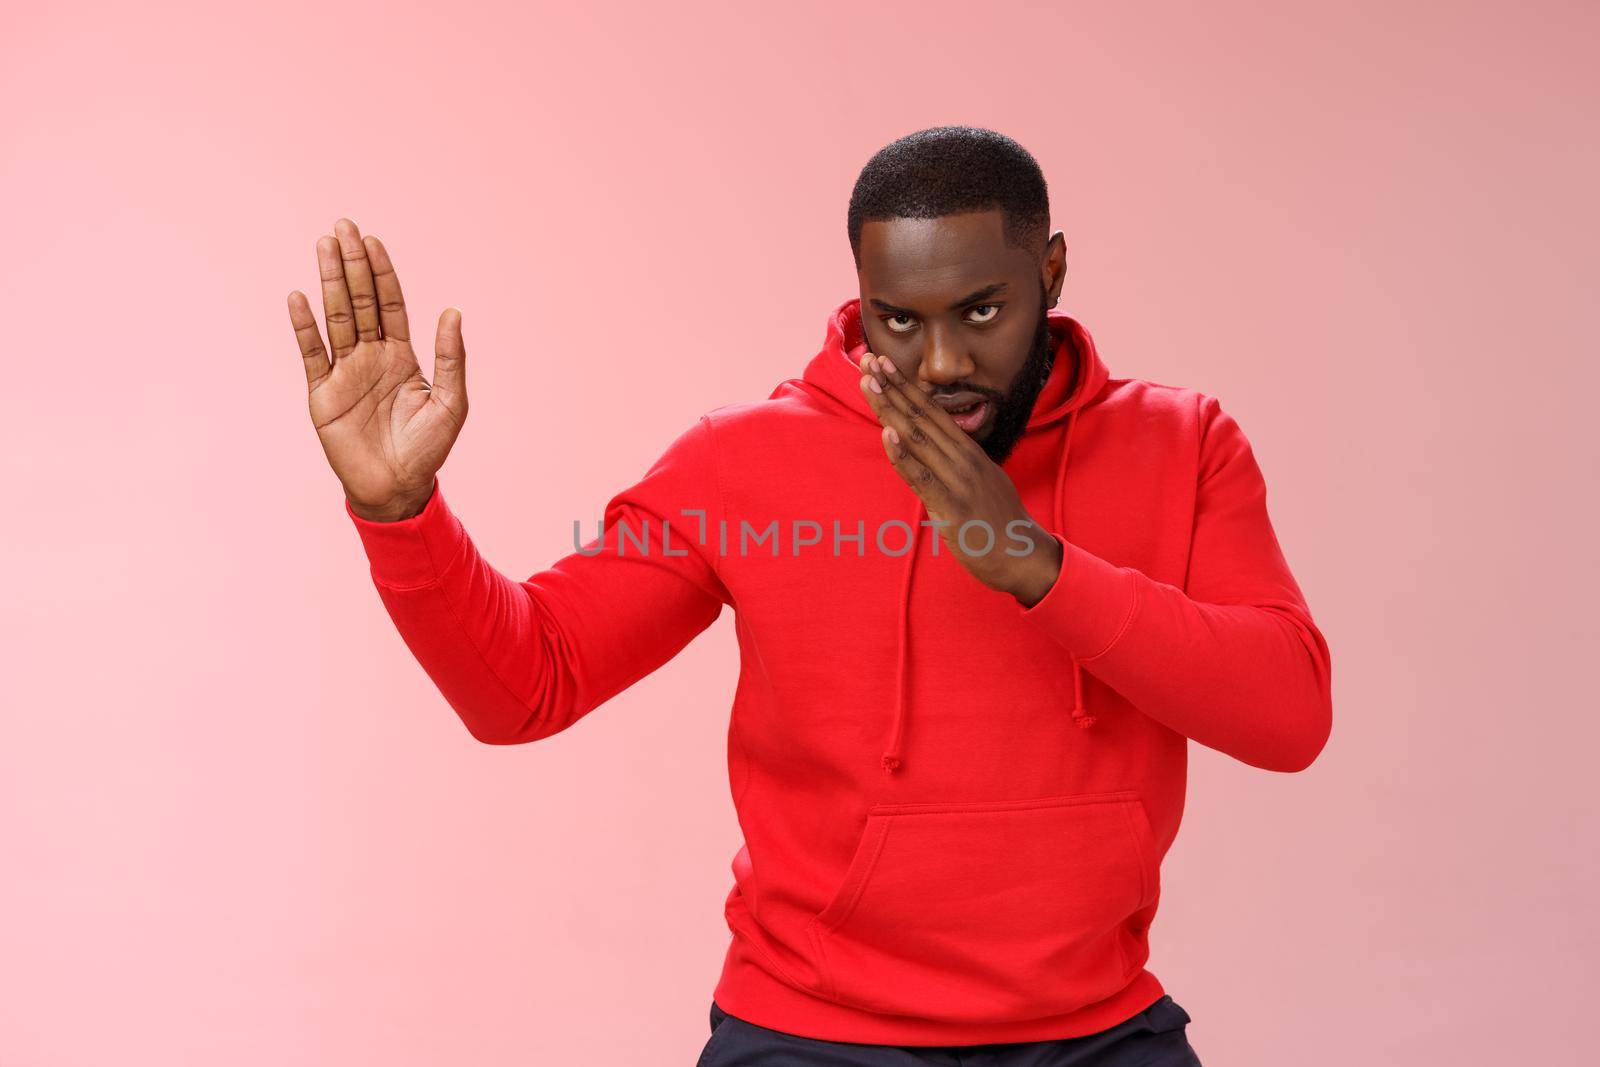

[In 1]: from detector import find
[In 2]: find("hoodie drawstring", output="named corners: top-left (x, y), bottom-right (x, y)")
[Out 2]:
top-left (1054, 408), bottom-right (1096, 731)
top-left (881, 496), bottom-right (924, 774)
top-left (880, 404), bottom-right (1093, 775)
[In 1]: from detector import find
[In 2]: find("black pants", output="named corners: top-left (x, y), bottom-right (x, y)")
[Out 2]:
top-left (695, 995), bottom-right (1203, 1066)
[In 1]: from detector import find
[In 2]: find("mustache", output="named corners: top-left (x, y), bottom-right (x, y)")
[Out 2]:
top-left (928, 384), bottom-right (1005, 402)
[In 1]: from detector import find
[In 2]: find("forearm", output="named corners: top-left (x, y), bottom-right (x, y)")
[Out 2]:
top-left (1022, 536), bottom-right (1333, 772)
top-left (349, 482), bottom-right (584, 743)
top-left (346, 419), bottom-right (730, 744)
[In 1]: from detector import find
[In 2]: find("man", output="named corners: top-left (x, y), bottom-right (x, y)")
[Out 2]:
top-left (287, 126), bottom-right (1331, 1066)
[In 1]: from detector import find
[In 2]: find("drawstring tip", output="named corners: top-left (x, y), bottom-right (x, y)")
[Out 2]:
top-left (881, 754), bottom-right (902, 774)
top-left (1074, 714), bottom-right (1098, 729)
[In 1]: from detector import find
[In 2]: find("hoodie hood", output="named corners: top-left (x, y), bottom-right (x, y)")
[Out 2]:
top-left (795, 298), bottom-right (1113, 773)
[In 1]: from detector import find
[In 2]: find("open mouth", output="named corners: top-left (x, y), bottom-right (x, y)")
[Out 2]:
top-left (944, 399), bottom-right (991, 433)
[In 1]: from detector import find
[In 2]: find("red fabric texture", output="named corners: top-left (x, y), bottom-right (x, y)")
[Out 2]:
top-left (345, 297), bottom-right (1333, 1045)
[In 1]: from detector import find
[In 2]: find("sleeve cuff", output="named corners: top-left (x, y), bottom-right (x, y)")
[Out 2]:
top-left (1018, 533), bottom-right (1141, 661)
top-left (344, 480), bottom-right (465, 589)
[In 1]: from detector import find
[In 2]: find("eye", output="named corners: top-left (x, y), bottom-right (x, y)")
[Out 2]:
top-left (883, 313), bottom-right (917, 334)
top-left (965, 303), bottom-right (1000, 324)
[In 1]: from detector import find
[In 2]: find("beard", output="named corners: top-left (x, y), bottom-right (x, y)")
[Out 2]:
top-left (979, 304), bottom-right (1055, 464)
top-left (972, 288), bottom-right (1068, 465)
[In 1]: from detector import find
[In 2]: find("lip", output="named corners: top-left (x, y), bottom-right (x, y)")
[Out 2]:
top-left (930, 392), bottom-right (987, 412)
top-left (943, 398), bottom-right (992, 434)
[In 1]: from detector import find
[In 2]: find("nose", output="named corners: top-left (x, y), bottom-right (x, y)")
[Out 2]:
top-left (917, 325), bottom-right (976, 389)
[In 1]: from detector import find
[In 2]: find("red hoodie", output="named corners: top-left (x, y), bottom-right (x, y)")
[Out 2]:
top-left (345, 297), bottom-right (1333, 1045)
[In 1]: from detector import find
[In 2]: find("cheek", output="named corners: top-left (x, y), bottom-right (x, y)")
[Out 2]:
top-left (974, 350), bottom-right (1026, 387)
top-left (887, 351), bottom-right (921, 378)
top-left (994, 320), bottom-right (1043, 375)
top-left (864, 325), bottom-right (919, 373)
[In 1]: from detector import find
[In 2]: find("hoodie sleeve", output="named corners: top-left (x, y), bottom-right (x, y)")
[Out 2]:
top-left (1019, 396), bottom-right (1333, 772)
top-left (345, 415), bottom-right (731, 745)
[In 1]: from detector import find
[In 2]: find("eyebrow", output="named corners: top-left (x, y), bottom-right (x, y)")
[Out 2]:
top-left (869, 282), bottom-right (1010, 316)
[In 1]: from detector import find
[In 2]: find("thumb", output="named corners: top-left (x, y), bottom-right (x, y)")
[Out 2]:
top-left (431, 307), bottom-right (467, 417)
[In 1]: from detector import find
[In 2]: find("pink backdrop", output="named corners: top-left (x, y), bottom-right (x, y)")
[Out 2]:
top-left (3, 2), bottom-right (1595, 1063)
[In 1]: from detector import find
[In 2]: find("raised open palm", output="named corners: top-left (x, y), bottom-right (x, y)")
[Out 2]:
top-left (287, 218), bottom-right (467, 522)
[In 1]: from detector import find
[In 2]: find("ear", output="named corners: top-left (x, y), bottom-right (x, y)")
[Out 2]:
top-left (1042, 231), bottom-right (1068, 307)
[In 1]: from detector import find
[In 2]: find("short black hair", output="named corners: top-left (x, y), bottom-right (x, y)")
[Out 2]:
top-left (847, 126), bottom-right (1051, 265)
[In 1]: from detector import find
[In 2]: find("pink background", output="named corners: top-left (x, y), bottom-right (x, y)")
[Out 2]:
top-left (3, 2), bottom-right (1595, 1063)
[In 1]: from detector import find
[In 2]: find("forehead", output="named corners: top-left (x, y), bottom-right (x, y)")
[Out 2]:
top-left (857, 210), bottom-right (1032, 302)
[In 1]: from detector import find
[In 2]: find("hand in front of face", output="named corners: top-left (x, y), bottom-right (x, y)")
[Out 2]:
top-left (287, 218), bottom-right (468, 523)
top-left (859, 353), bottom-right (1063, 607)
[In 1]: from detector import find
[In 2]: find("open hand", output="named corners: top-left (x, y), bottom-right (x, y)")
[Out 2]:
top-left (288, 218), bottom-right (467, 522)
top-left (859, 352), bottom-right (1063, 606)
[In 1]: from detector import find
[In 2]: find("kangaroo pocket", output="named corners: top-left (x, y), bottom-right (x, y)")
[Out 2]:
top-left (803, 790), bottom-right (1158, 1023)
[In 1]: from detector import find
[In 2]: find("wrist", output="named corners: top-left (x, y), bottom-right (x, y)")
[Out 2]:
top-left (346, 479), bottom-right (436, 523)
top-left (1005, 529), bottom-right (1063, 608)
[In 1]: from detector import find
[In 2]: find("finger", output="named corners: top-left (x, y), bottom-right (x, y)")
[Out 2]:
top-left (871, 391), bottom-right (969, 490)
top-left (317, 234), bottom-right (357, 358)
top-left (859, 351), bottom-right (960, 451)
top-left (859, 361), bottom-right (968, 487)
top-left (881, 424), bottom-right (956, 515)
top-left (363, 234), bottom-right (410, 343)
top-left (287, 290), bottom-right (331, 388)
top-left (868, 365), bottom-right (968, 469)
top-left (333, 218), bottom-right (381, 343)
top-left (874, 354), bottom-right (976, 459)
top-left (430, 307), bottom-right (467, 419)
